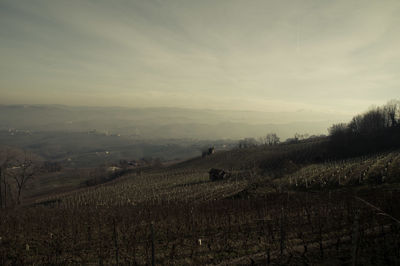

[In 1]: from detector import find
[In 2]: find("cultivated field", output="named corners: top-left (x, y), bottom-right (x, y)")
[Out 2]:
top-left (1, 148), bottom-right (400, 265)
top-left (277, 150), bottom-right (400, 190)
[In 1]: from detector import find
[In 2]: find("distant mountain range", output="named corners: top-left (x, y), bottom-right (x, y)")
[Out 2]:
top-left (0, 104), bottom-right (351, 140)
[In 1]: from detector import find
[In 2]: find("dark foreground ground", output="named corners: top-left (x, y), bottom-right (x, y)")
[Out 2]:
top-left (1, 183), bottom-right (400, 265)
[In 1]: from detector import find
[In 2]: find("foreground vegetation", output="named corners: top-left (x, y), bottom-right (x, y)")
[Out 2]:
top-left (1, 147), bottom-right (400, 265)
top-left (1, 183), bottom-right (400, 265)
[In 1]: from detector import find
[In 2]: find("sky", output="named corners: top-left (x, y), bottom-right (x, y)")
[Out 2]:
top-left (0, 0), bottom-right (399, 115)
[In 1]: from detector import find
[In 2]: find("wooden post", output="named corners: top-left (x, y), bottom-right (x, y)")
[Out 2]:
top-left (280, 207), bottom-right (286, 256)
top-left (151, 222), bottom-right (155, 266)
top-left (351, 210), bottom-right (360, 266)
top-left (0, 168), bottom-right (2, 208)
top-left (113, 219), bottom-right (119, 265)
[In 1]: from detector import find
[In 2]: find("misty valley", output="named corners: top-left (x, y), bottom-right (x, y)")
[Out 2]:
top-left (1, 1), bottom-right (400, 265)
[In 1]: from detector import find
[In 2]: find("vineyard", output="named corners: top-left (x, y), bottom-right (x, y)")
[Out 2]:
top-left (1, 190), bottom-right (400, 265)
top-left (278, 151), bottom-right (400, 190)
top-left (39, 169), bottom-right (249, 208)
top-left (1, 150), bottom-right (400, 265)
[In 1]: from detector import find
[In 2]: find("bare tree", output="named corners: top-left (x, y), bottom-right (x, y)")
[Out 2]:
top-left (294, 133), bottom-right (309, 141)
top-left (0, 152), bottom-right (7, 208)
top-left (348, 115), bottom-right (363, 134)
top-left (328, 123), bottom-right (347, 136)
top-left (265, 133), bottom-right (280, 146)
top-left (238, 138), bottom-right (258, 148)
top-left (383, 99), bottom-right (400, 127)
top-left (0, 148), bottom-right (15, 208)
top-left (8, 151), bottom-right (40, 205)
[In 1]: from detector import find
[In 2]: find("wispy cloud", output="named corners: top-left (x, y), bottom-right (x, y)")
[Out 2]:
top-left (1, 0), bottom-right (399, 114)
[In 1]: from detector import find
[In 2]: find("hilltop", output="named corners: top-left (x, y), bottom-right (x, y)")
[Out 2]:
top-left (34, 136), bottom-right (400, 207)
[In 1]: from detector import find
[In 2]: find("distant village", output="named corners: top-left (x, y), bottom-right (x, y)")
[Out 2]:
top-left (87, 129), bottom-right (121, 137)
top-left (6, 128), bottom-right (32, 136)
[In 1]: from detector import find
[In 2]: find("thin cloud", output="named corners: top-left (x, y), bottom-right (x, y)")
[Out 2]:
top-left (0, 0), bottom-right (399, 115)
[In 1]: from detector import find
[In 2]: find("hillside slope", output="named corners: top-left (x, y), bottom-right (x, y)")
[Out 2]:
top-left (34, 138), bottom-right (400, 207)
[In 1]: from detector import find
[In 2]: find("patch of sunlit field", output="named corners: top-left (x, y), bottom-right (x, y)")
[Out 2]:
top-left (276, 150), bottom-right (400, 190)
top-left (36, 168), bottom-right (248, 208)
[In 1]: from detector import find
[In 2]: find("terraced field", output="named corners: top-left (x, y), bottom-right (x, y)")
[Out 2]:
top-left (277, 150), bottom-right (400, 190)
top-left (2, 149), bottom-right (400, 265)
top-left (36, 168), bottom-right (249, 208)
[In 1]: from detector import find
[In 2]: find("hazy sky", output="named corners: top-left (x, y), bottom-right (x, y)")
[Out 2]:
top-left (1, 0), bottom-right (399, 115)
